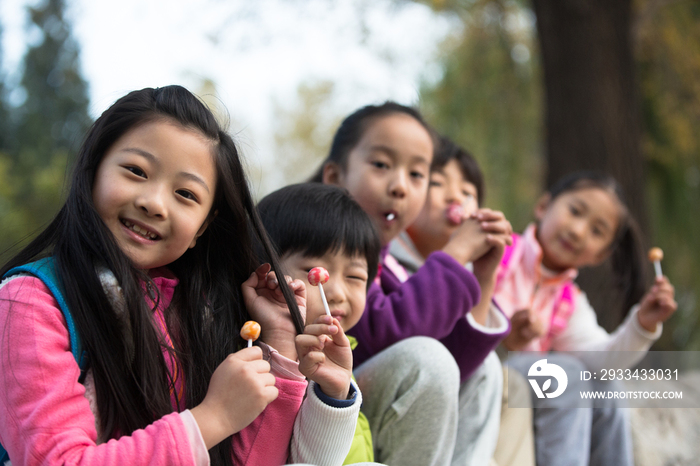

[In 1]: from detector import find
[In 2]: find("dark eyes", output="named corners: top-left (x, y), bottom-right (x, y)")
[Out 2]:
top-left (371, 161), bottom-right (389, 169)
top-left (125, 166), bottom-right (146, 177)
top-left (123, 166), bottom-right (199, 202)
top-left (410, 171), bottom-right (425, 179)
top-left (348, 275), bottom-right (367, 282)
top-left (176, 189), bottom-right (197, 201)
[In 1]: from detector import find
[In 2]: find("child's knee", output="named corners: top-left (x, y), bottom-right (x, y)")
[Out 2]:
top-left (404, 337), bottom-right (459, 379)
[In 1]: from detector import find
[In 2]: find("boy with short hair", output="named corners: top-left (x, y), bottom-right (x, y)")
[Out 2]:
top-left (390, 135), bottom-right (535, 466)
top-left (258, 183), bottom-right (381, 464)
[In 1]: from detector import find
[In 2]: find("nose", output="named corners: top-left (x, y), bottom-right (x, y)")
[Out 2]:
top-left (445, 181), bottom-right (461, 205)
top-left (569, 218), bottom-right (587, 239)
top-left (323, 277), bottom-right (346, 305)
top-left (389, 170), bottom-right (408, 199)
top-left (135, 186), bottom-right (167, 219)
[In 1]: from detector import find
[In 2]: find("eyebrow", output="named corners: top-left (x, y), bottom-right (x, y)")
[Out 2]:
top-left (369, 144), bottom-right (396, 158)
top-left (348, 260), bottom-right (368, 269)
top-left (122, 147), bottom-right (211, 193)
top-left (370, 145), bottom-right (431, 166)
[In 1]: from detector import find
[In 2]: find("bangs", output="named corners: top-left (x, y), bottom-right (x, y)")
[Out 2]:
top-left (258, 183), bottom-right (381, 284)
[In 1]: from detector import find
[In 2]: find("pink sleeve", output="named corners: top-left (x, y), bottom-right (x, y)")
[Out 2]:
top-left (0, 276), bottom-right (201, 466)
top-left (231, 344), bottom-right (307, 465)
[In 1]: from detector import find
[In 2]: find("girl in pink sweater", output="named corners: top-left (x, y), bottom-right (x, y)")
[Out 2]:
top-left (0, 86), bottom-right (361, 466)
top-left (495, 171), bottom-right (677, 466)
top-left (496, 171), bottom-right (677, 354)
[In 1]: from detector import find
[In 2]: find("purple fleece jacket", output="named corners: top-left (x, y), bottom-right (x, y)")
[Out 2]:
top-left (348, 248), bottom-right (510, 382)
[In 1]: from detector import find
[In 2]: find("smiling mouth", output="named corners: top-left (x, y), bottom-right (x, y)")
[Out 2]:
top-left (122, 219), bottom-right (160, 240)
top-left (559, 238), bottom-right (576, 251)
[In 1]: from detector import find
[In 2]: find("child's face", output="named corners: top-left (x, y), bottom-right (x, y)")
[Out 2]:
top-left (325, 113), bottom-right (433, 246)
top-left (92, 120), bottom-right (217, 270)
top-left (535, 187), bottom-right (621, 271)
top-left (407, 159), bottom-right (479, 256)
top-left (281, 250), bottom-right (369, 331)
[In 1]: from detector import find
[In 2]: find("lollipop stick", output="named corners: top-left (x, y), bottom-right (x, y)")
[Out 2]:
top-left (247, 339), bottom-right (253, 348)
top-left (318, 283), bottom-right (331, 316)
top-left (654, 261), bottom-right (663, 279)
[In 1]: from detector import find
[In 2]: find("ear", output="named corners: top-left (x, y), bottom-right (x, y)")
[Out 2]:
top-left (189, 210), bottom-right (218, 249)
top-left (322, 162), bottom-right (343, 186)
top-left (534, 193), bottom-right (552, 221)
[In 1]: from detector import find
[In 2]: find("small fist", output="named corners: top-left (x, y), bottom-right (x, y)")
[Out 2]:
top-left (503, 309), bottom-right (546, 351)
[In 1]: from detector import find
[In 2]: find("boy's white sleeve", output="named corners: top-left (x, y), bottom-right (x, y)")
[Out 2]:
top-left (551, 292), bottom-right (662, 368)
top-left (466, 301), bottom-right (510, 334)
top-left (289, 380), bottom-right (361, 465)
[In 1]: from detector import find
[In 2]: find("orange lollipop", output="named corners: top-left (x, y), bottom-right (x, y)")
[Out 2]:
top-left (648, 247), bottom-right (664, 278)
top-left (241, 320), bottom-right (261, 348)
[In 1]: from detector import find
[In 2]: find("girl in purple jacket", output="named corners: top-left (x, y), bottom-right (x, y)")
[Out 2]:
top-left (311, 102), bottom-right (513, 465)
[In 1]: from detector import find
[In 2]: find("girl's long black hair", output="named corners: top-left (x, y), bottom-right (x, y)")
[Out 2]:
top-left (546, 171), bottom-right (648, 316)
top-left (0, 86), bottom-right (303, 465)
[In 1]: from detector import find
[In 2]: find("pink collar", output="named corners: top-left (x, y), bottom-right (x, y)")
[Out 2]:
top-left (144, 267), bottom-right (179, 311)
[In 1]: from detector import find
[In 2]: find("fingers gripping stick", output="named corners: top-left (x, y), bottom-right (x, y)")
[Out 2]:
top-left (240, 321), bottom-right (261, 348)
top-left (308, 267), bottom-right (331, 316)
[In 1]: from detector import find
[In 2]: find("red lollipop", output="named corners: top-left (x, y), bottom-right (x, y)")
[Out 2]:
top-left (446, 203), bottom-right (464, 225)
top-left (308, 267), bottom-right (329, 286)
top-left (308, 267), bottom-right (331, 316)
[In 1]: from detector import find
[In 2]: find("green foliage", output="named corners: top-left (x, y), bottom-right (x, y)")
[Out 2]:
top-left (419, 0), bottom-right (542, 231)
top-left (0, 23), bottom-right (10, 152)
top-left (11, 0), bottom-right (90, 161)
top-left (271, 81), bottom-right (341, 189)
top-left (0, 0), bottom-right (89, 263)
top-left (636, 0), bottom-right (700, 350)
top-left (417, 0), bottom-right (699, 349)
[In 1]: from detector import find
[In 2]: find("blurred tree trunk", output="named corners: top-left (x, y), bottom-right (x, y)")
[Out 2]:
top-left (533, 0), bottom-right (647, 328)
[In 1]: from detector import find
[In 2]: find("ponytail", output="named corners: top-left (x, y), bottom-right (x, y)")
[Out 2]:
top-left (610, 214), bottom-right (649, 316)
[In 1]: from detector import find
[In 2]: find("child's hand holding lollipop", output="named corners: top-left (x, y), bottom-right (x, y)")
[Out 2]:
top-left (637, 248), bottom-right (677, 332)
top-left (296, 314), bottom-right (353, 400)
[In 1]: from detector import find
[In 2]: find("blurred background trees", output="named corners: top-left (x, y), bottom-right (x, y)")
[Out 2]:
top-left (0, 0), bottom-right (90, 263)
top-left (0, 0), bottom-right (697, 349)
top-left (412, 0), bottom-right (700, 349)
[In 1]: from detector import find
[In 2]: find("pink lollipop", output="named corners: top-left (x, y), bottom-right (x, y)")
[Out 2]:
top-left (308, 267), bottom-right (331, 316)
top-left (446, 202), bottom-right (464, 225)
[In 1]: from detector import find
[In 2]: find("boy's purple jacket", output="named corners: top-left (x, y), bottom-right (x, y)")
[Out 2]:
top-left (347, 248), bottom-right (510, 382)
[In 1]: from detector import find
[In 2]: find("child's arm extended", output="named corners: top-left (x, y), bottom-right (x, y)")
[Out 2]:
top-left (552, 277), bottom-right (676, 359)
